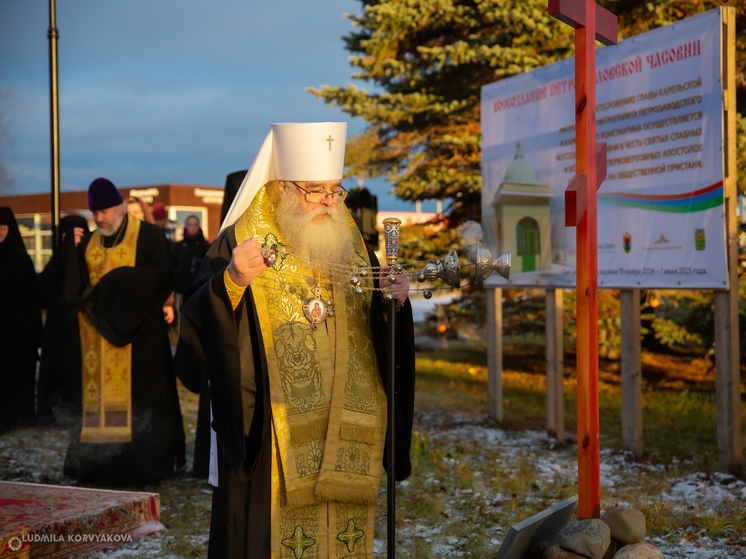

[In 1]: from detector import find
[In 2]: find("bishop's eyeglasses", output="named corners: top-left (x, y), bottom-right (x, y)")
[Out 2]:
top-left (288, 181), bottom-right (348, 204)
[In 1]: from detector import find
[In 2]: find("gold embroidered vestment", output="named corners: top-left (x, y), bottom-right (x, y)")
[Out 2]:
top-left (234, 185), bottom-right (387, 559)
top-left (78, 216), bottom-right (140, 443)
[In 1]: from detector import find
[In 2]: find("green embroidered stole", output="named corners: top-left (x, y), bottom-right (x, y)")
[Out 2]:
top-left (235, 185), bottom-right (387, 558)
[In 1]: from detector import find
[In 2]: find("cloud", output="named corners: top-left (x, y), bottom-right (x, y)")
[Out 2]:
top-left (0, 0), bottom-right (425, 210)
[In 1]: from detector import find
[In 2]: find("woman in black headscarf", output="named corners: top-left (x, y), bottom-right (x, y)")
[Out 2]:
top-left (0, 207), bottom-right (41, 432)
top-left (172, 214), bottom-right (210, 296)
top-left (32, 214), bottom-right (90, 426)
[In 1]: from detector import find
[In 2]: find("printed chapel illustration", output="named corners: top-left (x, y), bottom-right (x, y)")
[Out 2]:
top-left (491, 142), bottom-right (552, 272)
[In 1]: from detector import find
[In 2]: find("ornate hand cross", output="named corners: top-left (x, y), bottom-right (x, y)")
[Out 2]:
top-left (549, 0), bottom-right (617, 521)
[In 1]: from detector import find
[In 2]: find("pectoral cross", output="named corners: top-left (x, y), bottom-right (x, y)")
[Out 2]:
top-left (326, 134), bottom-right (334, 150)
top-left (549, 0), bottom-right (617, 521)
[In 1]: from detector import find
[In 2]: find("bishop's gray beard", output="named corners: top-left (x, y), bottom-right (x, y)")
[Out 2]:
top-left (275, 191), bottom-right (354, 266)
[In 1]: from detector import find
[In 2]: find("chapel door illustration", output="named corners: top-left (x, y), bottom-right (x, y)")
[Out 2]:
top-left (517, 217), bottom-right (539, 272)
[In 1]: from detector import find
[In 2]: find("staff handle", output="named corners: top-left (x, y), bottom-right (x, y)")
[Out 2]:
top-left (382, 217), bottom-right (401, 558)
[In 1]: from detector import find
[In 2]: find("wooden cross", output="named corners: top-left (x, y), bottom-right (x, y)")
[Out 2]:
top-left (548, 0), bottom-right (617, 520)
top-left (326, 134), bottom-right (334, 150)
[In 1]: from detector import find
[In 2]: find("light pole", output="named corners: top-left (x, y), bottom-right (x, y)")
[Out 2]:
top-left (48, 0), bottom-right (61, 253)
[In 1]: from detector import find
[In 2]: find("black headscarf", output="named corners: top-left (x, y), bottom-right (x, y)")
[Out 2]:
top-left (0, 207), bottom-right (26, 252)
top-left (60, 214), bottom-right (90, 237)
top-left (220, 170), bottom-right (248, 224)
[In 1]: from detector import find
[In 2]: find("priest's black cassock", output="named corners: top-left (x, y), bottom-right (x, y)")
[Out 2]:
top-left (62, 214), bottom-right (186, 483)
top-left (173, 335), bottom-right (211, 478)
top-left (179, 224), bottom-right (416, 559)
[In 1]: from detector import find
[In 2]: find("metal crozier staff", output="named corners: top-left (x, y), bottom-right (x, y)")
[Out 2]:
top-left (383, 216), bottom-right (402, 558)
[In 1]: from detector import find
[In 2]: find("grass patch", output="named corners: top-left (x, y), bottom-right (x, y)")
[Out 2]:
top-left (390, 346), bottom-right (746, 557)
top-left (2, 342), bottom-right (744, 558)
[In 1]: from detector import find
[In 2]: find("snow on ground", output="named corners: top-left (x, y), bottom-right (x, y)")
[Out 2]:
top-left (663, 471), bottom-right (746, 512)
top-left (2, 411), bottom-right (745, 558)
top-left (0, 426), bottom-right (73, 485)
top-left (409, 410), bottom-right (746, 558)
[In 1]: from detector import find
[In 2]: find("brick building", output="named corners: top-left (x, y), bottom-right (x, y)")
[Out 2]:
top-left (0, 184), bottom-right (224, 271)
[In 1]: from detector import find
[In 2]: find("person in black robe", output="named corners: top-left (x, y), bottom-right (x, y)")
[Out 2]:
top-left (60, 178), bottom-right (186, 484)
top-left (172, 214), bottom-right (210, 297)
top-left (180, 170), bottom-right (246, 479)
top-left (173, 340), bottom-right (211, 478)
top-left (220, 170), bottom-right (248, 224)
top-left (179, 123), bottom-right (416, 559)
top-left (172, 214), bottom-right (211, 478)
top-left (0, 207), bottom-right (41, 432)
top-left (32, 214), bottom-right (90, 427)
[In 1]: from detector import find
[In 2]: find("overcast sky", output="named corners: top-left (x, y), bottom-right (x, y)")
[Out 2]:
top-left (0, 0), bottom-right (432, 211)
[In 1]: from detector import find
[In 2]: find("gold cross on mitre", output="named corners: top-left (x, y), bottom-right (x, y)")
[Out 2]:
top-left (326, 134), bottom-right (334, 150)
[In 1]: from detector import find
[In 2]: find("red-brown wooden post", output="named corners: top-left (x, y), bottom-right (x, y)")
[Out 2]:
top-left (548, 0), bottom-right (617, 520)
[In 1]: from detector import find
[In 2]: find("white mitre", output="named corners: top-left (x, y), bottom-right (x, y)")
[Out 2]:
top-left (220, 122), bottom-right (348, 231)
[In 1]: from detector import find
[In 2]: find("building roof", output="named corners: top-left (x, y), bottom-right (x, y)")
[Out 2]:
top-left (503, 142), bottom-right (538, 185)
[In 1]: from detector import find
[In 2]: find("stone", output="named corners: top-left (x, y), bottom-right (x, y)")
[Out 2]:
top-left (602, 541), bottom-right (617, 559)
top-left (544, 545), bottom-right (587, 558)
top-left (612, 542), bottom-right (664, 559)
top-left (528, 540), bottom-right (553, 559)
top-left (602, 506), bottom-right (646, 544)
top-left (558, 519), bottom-right (610, 559)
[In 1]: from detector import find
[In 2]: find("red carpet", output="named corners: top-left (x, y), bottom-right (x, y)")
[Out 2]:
top-left (0, 481), bottom-right (165, 558)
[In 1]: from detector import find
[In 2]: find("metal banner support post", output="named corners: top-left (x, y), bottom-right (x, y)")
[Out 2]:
top-left (48, 0), bottom-right (61, 253)
top-left (382, 217), bottom-right (401, 558)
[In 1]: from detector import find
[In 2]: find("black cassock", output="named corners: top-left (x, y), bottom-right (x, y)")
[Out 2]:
top-left (180, 225), bottom-right (416, 559)
top-left (32, 215), bottom-right (90, 427)
top-left (62, 216), bottom-right (186, 484)
top-left (32, 250), bottom-right (84, 427)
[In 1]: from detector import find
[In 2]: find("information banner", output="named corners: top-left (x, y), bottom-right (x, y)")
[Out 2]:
top-left (480, 8), bottom-right (726, 289)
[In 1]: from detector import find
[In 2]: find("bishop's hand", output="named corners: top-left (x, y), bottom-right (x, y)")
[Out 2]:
top-left (380, 265), bottom-right (410, 308)
top-left (227, 237), bottom-right (268, 287)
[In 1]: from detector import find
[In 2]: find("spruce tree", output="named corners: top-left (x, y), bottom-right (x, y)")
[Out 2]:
top-left (310, 0), bottom-right (746, 216)
top-left (311, 0), bottom-right (746, 359)
top-left (308, 0), bottom-right (575, 229)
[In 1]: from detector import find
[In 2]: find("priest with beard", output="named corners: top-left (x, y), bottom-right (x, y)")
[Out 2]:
top-left (61, 178), bottom-right (186, 483)
top-left (179, 122), bottom-right (415, 559)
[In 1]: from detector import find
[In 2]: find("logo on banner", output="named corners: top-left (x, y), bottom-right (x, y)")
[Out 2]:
top-left (654, 233), bottom-right (671, 244)
top-left (695, 228), bottom-right (705, 250)
top-left (623, 232), bottom-right (631, 253)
